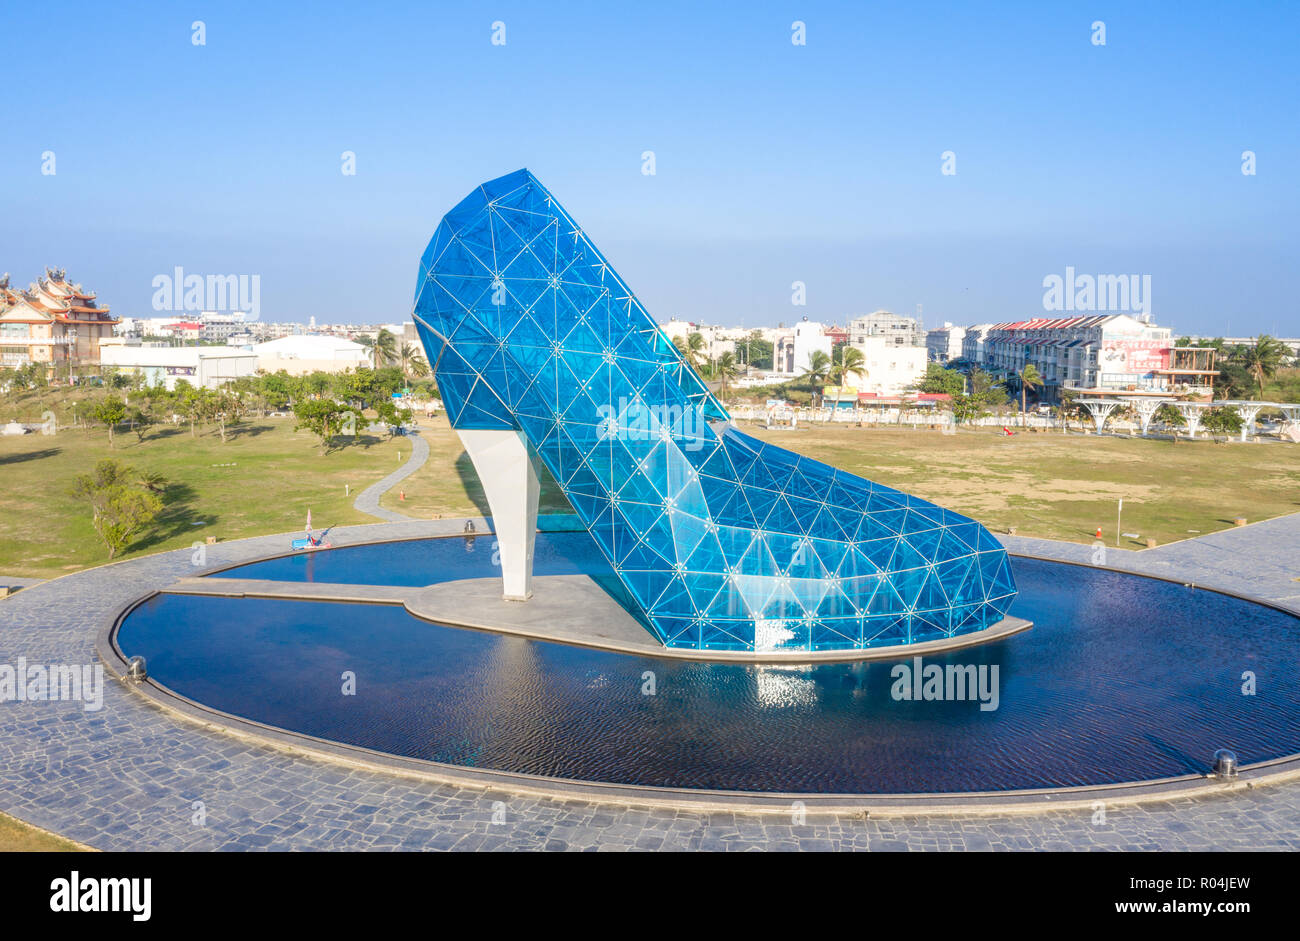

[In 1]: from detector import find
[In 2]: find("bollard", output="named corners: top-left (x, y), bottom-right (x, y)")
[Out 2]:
top-left (1212, 749), bottom-right (1238, 779)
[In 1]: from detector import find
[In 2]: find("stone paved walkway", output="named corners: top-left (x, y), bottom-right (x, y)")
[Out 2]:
top-left (1002, 511), bottom-right (1300, 607)
top-left (351, 429), bottom-right (430, 521)
top-left (1, 515), bottom-right (1297, 851)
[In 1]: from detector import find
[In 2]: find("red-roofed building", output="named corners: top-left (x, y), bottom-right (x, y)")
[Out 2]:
top-left (0, 268), bottom-right (120, 378)
top-left (973, 313), bottom-right (1201, 401)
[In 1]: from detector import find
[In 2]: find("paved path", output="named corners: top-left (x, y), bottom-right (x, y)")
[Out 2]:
top-left (351, 430), bottom-right (430, 521)
top-left (1002, 511), bottom-right (1300, 607)
top-left (0, 516), bottom-right (1297, 851)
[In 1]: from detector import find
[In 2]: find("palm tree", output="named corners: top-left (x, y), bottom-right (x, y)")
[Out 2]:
top-left (1238, 334), bottom-right (1289, 398)
top-left (1017, 363), bottom-right (1043, 425)
top-left (399, 341), bottom-right (425, 378)
top-left (968, 367), bottom-right (1005, 405)
top-left (373, 328), bottom-right (398, 368)
top-left (830, 345), bottom-right (866, 387)
top-left (802, 349), bottom-right (832, 407)
top-left (355, 334), bottom-right (375, 363)
top-left (407, 350), bottom-right (431, 379)
top-left (133, 469), bottom-right (169, 495)
top-left (714, 350), bottom-right (739, 400)
top-left (673, 332), bottom-right (707, 374)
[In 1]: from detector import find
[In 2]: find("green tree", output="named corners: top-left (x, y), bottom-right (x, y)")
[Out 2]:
top-left (172, 380), bottom-right (206, 436)
top-left (801, 349), bottom-right (832, 406)
top-left (917, 363), bottom-right (964, 396)
top-left (673, 332), bottom-right (707, 373)
top-left (2, 362), bottom-right (46, 392)
top-left (831, 346), bottom-right (867, 387)
top-left (126, 403), bottom-right (156, 443)
top-left (743, 331), bottom-right (774, 371)
top-left (949, 392), bottom-right (986, 426)
top-left (336, 366), bottom-right (403, 407)
top-left (294, 398), bottom-right (362, 454)
top-left (70, 459), bottom-right (165, 559)
top-left (202, 389), bottom-right (246, 443)
top-left (92, 395), bottom-right (127, 448)
top-left (371, 328), bottom-right (398, 368)
top-left (398, 341), bottom-right (430, 379)
top-left (968, 368), bottom-right (1007, 406)
top-left (1016, 364), bottom-right (1044, 424)
top-left (1215, 362), bottom-right (1254, 399)
top-left (1153, 403), bottom-right (1186, 430)
top-left (1238, 334), bottom-right (1289, 398)
top-left (1202, 406), bottom-right (1244, 436)
top-left (713, 350), bottom-right (739, 399)
top-left (375, 398), bottom-right (414, 435)
top-left (396, 341), bottom-right (432, 379)
top-left (255, 369), bottom-right (298, 410)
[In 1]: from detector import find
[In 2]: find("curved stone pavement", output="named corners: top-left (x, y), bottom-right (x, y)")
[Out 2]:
top-left (351, 429), bottom-right (430, 521)
top-left (1, 516), bottom-right (1299, 851)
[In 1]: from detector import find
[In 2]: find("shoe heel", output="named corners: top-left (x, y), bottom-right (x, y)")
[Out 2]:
top-left (457, 429), bottom-right (539, 600)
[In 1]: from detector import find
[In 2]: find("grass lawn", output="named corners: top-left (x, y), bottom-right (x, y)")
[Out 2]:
top-left (387, 418), bottom-right (1300, 550)
top-left (0, 811), bottom-right (86, 851)
top-left (2, 404), bottom-right (1296, 579)
top-left (379, 414), bottom-right (575, 519)
top-left (739, 423), bottom-right (1300, 547)
top-left (0, 415), bottom-right (407, 579)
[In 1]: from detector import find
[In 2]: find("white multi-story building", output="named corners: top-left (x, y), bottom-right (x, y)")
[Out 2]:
top-left (774, 319), bottom-right (832, 375)
top-left (848, 310), bottom-right (924, 348)
top-left (198, 311), bottom-right (247, 343)
top-left (659, 319), bottom-right (740, 361)
top-left (850, 335), bottom-right (928, 396)
top-left (926, 323), bottom-right (966, 362)
top-left (976, 314), bottom-right (1178, 399)
top-left (961, 324), bottom-right (993, 363)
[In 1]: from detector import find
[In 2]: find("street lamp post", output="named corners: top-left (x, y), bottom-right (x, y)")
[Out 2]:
top-left (67, 327), bottom-right (77, 385)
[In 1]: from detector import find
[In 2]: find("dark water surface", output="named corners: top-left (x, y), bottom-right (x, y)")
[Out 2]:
top-left (120, 534), bottom-right (1300, 793)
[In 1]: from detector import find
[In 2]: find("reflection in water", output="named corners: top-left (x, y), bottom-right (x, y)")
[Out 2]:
top-left (753, 665), bottom-right (818, 709)
top-left (123, 543), bottom-right (1300, 794)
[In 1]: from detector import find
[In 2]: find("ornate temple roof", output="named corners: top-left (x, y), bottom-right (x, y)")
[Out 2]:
top-left (0, 267), bottom-right (116, 322)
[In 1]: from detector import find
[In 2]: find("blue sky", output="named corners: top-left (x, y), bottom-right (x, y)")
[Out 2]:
top-left (3, 0), bottom-right (1296, 335)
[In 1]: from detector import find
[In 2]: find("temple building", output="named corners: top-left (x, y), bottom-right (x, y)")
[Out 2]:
top-left (0, 268), bottom-right (120, 378)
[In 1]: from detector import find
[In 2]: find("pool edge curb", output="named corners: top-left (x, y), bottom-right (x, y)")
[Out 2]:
top-left (97, 523), bottom-right (1300, 817)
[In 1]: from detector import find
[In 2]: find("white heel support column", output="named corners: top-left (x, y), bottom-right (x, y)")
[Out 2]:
top-left (456, 429), bottom-right (539, 601)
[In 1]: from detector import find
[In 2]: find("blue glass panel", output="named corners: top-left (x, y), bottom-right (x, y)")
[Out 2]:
top-left (415, 169), bottom-right (1017, 651)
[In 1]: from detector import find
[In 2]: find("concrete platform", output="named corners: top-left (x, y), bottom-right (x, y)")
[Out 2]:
top-left (165, 573), bottom-right (1032, 663)
top-left (167, 576), bottom-right (419, 606)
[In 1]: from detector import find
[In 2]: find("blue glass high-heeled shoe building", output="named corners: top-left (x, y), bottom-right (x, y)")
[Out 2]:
top-left (413, 169), bottom-right (1017, 652)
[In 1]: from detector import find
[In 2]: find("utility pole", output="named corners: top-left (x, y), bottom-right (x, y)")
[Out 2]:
top-left (1116, 498), bottom-right (1123, 548)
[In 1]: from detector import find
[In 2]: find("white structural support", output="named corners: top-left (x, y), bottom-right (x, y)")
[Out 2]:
top-left (1232, 404), bottom-right (1264, 442)
top-left (1130, 398), bottom-right (1162, 436)
top-left (457, 429), bottom-right (540, 601)
top-left (1081, 400), bottom-right (1120, 435)
top-left (1175, 402), bottom-right (1207, 439)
